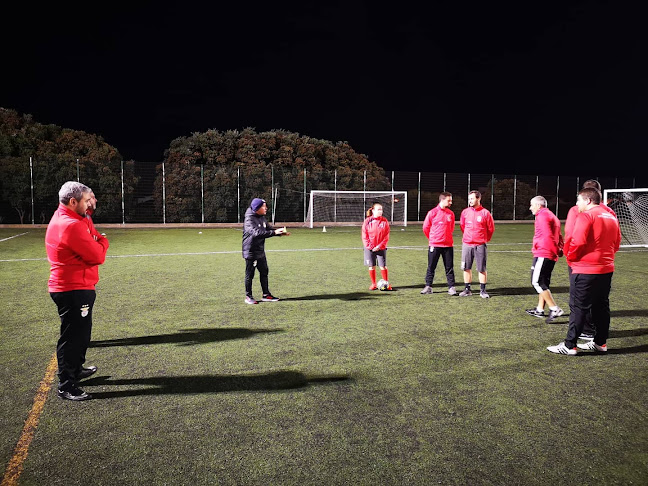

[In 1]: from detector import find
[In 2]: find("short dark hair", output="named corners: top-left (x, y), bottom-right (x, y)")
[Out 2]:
top-left (439, 191), bottom-right (452, 202)
top-left (469, 190), bottom-right (481, 199)
top-left (579, 187), bottom-right (601, 205)
top-left (582, 179), bottom-right (601, 192)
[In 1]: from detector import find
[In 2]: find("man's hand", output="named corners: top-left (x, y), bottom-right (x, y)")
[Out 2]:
top-left (275, 227), bottom-right (290, 236)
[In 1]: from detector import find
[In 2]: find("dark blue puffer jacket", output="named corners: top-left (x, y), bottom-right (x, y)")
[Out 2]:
top-left (242, 207), bottom-right (277, 259)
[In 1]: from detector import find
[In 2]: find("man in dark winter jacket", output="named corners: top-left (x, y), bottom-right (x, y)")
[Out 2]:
top-left (242, 198), bottom-right (290, 304)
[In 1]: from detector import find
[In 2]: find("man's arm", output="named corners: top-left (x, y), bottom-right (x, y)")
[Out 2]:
top-left (566, 213), bottom-right (591, 262)
top-left (63, 221), bottom-right (109, 265)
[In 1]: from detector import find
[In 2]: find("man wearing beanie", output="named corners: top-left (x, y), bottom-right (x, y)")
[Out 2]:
top-left (242, 197), bottom-right (290, 304)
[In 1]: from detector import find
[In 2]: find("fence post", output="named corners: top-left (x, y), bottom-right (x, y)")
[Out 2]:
top-left (334, 169), bottom-right (337, 223)
top-left (443, 172), bottom-right (446, 192)
top-left (201, 164), bottom-right (205, 224)
top-left (237, 166), bottom-right (241, 224)
top-left (556, 176), bottom-right (560, 216)
top-left (76, 158), bottom-right (80, 182)
top-left (270, 164), bottom-right (274, 222)
top-left (29, 157), bottom-right (35, 225)
top-left (535, 175), bottom-right (538, 195)
top-left (162, 161), bottom-right (166, 225)
top-left (121, 160), bottom-right (125, 225)
top-left (513, 175), bottom-right (517, 221)
top-left (303, 168), bottom-right (308, 222)
top-left (417, 171), bottom-right (421, 222)
top-left (491, 174), bottom-right (494, 218)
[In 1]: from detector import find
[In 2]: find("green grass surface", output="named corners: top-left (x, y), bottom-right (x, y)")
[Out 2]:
top-left (1, 225), bottom-right (647, 485)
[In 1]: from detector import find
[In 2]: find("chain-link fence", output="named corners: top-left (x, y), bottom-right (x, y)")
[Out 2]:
top-left (0, 157), bottom-right (643, 224)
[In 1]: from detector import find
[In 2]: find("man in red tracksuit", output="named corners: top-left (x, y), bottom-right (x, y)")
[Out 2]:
top-left (459, 190), bottom-right (495, 298)
top-left (547, 187), bottom-right (621, 355)
top-left (46, 181), bottom-right (110, 400)
top-left (563, 179), bottom-right (616, 340)
top-left (421, 192), bottom-right (457, 296)
top-left (526, 196), bottom-right (564, 322)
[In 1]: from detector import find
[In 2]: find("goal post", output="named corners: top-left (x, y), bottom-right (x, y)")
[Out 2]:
top-left (306, 190), bottom-right (408, 228)
top-left (604, 188), bottom-right (648, 247)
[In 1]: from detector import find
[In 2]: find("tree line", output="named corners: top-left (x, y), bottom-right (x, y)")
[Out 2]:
top-left (0, 108), bottom-right (390, 223)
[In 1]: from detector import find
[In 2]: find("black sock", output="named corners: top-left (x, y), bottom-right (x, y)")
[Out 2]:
top-left (480, 283), bottom-right (486, 291)
top-left (465, 284), bottom-right (471, 290)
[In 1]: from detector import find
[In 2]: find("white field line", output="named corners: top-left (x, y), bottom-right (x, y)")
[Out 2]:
top-left (0, 232), bottom-right (29, 243)
top-left (1, 244), bottom-right (646, 263)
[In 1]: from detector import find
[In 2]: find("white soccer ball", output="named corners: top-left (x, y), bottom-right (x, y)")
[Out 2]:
top-left (377, 279), bottom-right (390, 291)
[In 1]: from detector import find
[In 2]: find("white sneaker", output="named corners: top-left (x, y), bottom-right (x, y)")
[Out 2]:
top-left (545, 307), bottom-right (564, 323)
top-left (577, 341), bottom-right (607, 352)
top-left (547, 342), bottom-right (578, 355)
top-left (480, 291), bottom-right (490, 299)
top-left (448, 286), bottom-right (457, 296)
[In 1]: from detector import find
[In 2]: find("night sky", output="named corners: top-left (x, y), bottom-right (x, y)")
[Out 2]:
top-left (3, 1), bottom-right (647, 177)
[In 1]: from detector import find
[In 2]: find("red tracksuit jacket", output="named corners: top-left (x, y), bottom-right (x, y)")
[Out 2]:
top-left (422, 205), bottom-right (455, 247)
top-left (567, 205), bottom-right (621, 274)
top-left (532, 208), bottom-right (561, 261)
top-left (362, 216), bottom-right (390, 250)
top-left (460, 206), bottom-right (494, 245)
top-left (563, 203), bottom-right (615, 263)
top-left (45, 204), bottom-right (110, 292)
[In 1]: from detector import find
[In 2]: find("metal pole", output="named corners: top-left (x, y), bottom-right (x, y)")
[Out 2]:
top-left (556, 176), bottom-right (560, 215)
top-left (535, 175), bottom-right (538, 195)
top-left (334, 169), bottom-right (337, 223)
top-left (237, 166), bottom-right (241, 224)
top-left (491, 174), bottom-right (494, 218)
top-left (513, 175), bottom-right (517, 221)
top-left (76, 158), bottom-right (80, 182)
top-left (270, 164), bottom-right (274, 219)
top-left (443, 173), bottom-right (446, 192)
top-left (162, 161), bottom-right (166, 224)
top-left (201, 164), bottom-right (204, 224)
top-left (417, 171), bottom-right (421, 221)
top-left (121, 160), bottom-right (125, 225)
top-left (468, 173), bottom-right (471, 199)
top-left (30, 157), bottom-right (35, 225)
top-left (363, 170), bottom-right (367, 216)
top-left (391, 171), bottom-right (395, 223)
top-left (303, 168), bottom-right (307, 222)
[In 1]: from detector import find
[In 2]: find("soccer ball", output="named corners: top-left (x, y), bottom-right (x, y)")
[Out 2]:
top-left (377, 279), bottom-right (390, 291)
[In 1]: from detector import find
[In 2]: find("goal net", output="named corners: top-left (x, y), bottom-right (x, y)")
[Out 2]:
top-left (306, 191), bottom-right (408, 228)
top-left (604, 189), bottom-right (648, 247)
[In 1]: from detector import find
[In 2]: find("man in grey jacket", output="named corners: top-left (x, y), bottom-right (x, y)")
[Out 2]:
top-left (242, 198), bottom-right (290, 304)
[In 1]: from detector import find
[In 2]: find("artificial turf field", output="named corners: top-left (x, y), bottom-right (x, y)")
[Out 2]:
top-left (0, 224), bottom-right (647, 485)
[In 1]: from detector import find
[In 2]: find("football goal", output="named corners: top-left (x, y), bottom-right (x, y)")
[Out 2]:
top-left (306, 191), bottom-right (408, 228)
top-left (604, 188), bottom-right (648, 247)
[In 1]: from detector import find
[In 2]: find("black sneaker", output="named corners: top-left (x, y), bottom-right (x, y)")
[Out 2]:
top-left (526, 308), bottom-right (546, 318)
top-left (262, 294), bottom-right (279, 302)
top-left (58, 386), bottom-right (92, 401)
top-left (77, 365), bottom-right (98, 380)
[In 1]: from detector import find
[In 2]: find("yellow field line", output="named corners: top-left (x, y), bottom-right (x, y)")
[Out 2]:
top-left (1, 353), bottom-right (57, 486)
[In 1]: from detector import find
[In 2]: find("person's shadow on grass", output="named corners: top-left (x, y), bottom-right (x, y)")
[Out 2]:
top-left (89, 328), bottom-right (283, 348)
top-left (281, 292), bottom-right (379, 301)
top-left (82, 371), bottom-right (351, 399)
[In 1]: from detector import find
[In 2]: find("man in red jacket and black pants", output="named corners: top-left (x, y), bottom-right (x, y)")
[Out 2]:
top-left (46, 181), bottom-right (110, 400)
top-left (421, 192), bottom-right (457, 295)
top-left (526, 196), bottom-right (564, 322)
top-left (547, 187), bottom-right (621, 355)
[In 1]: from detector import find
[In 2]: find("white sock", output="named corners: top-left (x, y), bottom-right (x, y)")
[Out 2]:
top-left (537, 307), bottom-right (544, 313)
top-left (549, 305), bottom-right (558, 311)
